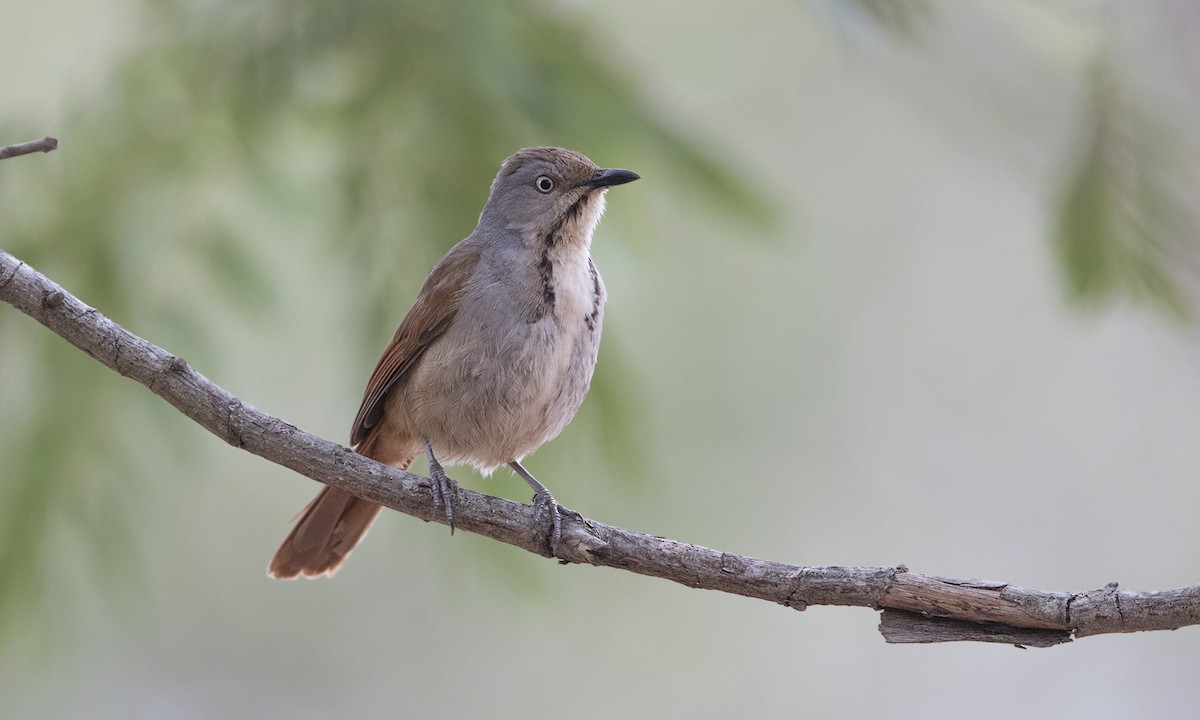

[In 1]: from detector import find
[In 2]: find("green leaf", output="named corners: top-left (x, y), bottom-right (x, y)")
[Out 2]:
top-left (1055, 63), bottom-right (1190, 317)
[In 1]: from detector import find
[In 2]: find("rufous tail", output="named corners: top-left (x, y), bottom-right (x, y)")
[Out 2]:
top-left (268, 486), bottom-right (383, 579)
top-left (269, 437), bottom-right (410, 579)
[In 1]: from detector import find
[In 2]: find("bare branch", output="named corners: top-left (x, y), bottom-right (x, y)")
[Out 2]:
top-left (2, 246), bottom-right (1200, 646)
top-left (0, 137), bottom-right (58, 160)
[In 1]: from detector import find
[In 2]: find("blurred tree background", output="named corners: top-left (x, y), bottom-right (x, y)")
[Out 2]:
top-left (2, 1), bottom-right (1200, 717)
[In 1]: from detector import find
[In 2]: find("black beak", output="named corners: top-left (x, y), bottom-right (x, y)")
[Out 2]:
top-left (582, 167), bottom-right (640, 189)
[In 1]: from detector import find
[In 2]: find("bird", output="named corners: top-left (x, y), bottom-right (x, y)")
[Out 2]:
top-left (269, 146), bottom-right (639, 578)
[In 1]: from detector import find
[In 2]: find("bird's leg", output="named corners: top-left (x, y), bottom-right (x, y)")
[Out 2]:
top-left (509, 461), bottom-right (581, 553)
top-left (423, 437), bottom-right (458, 534)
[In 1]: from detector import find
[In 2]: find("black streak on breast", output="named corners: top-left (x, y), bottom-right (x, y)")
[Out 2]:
top-left (584, 258), bottom-right (601, 331)
top-left (538, 232), bottom-right (556, 310)
top-left (530, 194), bottom-right (591, 322)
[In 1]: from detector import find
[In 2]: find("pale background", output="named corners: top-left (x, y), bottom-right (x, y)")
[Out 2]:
top-left (2, 1), bottom-right (1200, 718)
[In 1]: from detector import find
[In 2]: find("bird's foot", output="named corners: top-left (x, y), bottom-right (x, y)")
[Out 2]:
top-left (531, 488), bottom-right (584, 555)
top-left (428, 459), bottom-right (458, 534)
top-left (530, 487), bottom-right (561, 553)
top-left (423, 437), bottom-right (458, 534)
top-left (509, 461), bottom-right (579, 556)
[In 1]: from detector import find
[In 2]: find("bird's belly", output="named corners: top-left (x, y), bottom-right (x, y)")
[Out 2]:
top-left (402, 315), bottom-right (599, 471)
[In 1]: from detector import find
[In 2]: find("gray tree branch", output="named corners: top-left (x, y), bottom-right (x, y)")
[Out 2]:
top-left (3, 144), bottom-right (1199, 647)
top-left (0, 136), bottom-right (58, 160)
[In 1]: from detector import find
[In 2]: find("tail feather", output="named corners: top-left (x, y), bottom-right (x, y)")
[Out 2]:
top-left (268, 486), bottom-right (382, 579)
top-left (268, 435), bottom-right (413, 579)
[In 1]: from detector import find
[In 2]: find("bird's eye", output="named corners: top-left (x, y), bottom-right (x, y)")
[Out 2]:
top-left (535, 176), bottom-right (555, 193)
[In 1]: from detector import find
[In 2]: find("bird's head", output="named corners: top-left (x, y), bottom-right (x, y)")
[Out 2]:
top-left (482, 146), bottom-right (639, 245)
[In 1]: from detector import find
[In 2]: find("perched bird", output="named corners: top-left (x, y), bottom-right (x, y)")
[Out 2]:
top-left (269, 147), bottom-right (639, 578)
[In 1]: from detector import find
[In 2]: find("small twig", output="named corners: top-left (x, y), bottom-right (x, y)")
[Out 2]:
top-left (2, 246), bottom-right (1200, 646)
top-left (0, 136), bottom-right (59, 161)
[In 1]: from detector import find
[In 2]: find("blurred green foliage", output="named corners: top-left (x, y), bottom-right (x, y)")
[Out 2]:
top-left (1056, 61), bottom-right (1193, 317)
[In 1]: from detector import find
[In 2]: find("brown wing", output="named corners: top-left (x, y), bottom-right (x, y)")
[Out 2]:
top-left (349, 240), bottom-right (482, 446)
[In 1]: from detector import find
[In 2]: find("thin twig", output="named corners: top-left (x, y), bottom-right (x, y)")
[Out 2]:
top-left (1, 247), bottom-right (1199, 646)
top-left (0, 136), bottom-right (58, 160)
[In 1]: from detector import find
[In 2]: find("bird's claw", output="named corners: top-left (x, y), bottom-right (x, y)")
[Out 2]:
top-left (429, 463), bottom-right (458, 534)
top-left (532, 488), bottom-right (581, 555)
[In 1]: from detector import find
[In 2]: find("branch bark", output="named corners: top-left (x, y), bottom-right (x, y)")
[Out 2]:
top-left (0, 136), bottom-right (58, 160)
top-left (3, 247), bottom-right (1200, 647)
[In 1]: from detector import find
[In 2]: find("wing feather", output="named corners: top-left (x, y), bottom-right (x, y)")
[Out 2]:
top-left (349, 241), bottom-right (482, 446)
